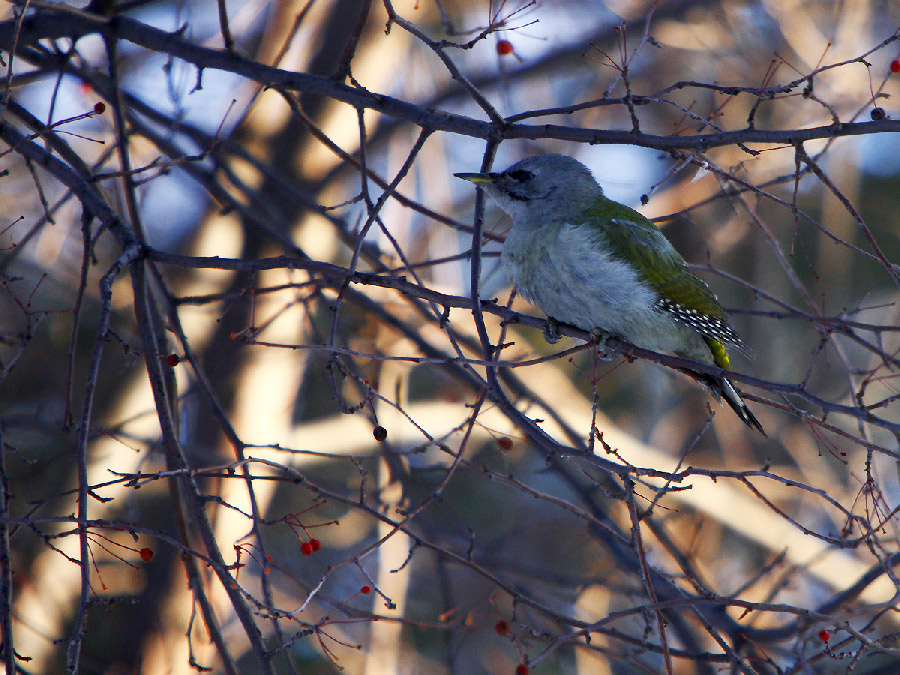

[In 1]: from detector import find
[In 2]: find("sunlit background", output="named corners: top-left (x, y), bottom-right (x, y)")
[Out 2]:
top-left (2, 0), bottom-right (900, 672)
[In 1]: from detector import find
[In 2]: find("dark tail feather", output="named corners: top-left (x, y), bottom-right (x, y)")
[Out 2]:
top-left (678, 368), bottom-right (767, 436)
top-left (718, 377), bottom-right (767, 437)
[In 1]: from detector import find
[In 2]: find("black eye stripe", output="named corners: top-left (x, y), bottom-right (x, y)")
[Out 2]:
top-left (508, 169), bottom-right (534, 182)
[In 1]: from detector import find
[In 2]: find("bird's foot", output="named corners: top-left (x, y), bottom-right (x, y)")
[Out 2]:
top-left (591, 328), bottom-right (615, 361)
top-left (543, 317), bottom-right (562, 344)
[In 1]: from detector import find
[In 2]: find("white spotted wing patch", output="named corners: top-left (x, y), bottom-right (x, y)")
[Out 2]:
top-left (656, 297), bottom-right (752, 356)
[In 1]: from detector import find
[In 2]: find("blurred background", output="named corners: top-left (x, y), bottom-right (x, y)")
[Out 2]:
top-left (1, 0), bottom-right (900, 672)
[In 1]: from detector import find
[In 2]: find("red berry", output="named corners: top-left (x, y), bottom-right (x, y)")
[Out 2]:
top-left (497, 437), bottom-right (513, 450)
top-left (515, 665), bottom-right (529, 675)
top-left (891, 59), bottom-right (900, 73)
top-left (139, 547), bottom-right (154, 561)
top-left (166, 354), bottom-right (180, 367)
top-left (309, 538), bottom-right (321, 552)
top-left (495, 620), bottom-right (509, 635)
top-left (497, 39), bottom-right (514, 56)
top-left (300, 542), bottom-right (313, 555)
top-left (818, 629), bottom-right (830, 643)
top-left (360, 585), bottom-right (371, 594)
top-left (93, 101), bottom-right (106, 114)
top-left (373, 426), bottom-right (387, 442)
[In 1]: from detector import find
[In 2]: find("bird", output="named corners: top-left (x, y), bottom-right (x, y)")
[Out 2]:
top-left (455, 153), bottom-right (765, 435)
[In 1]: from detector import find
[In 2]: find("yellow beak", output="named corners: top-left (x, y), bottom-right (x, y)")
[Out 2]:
top-left (454, 172), bottom-right (497, 184)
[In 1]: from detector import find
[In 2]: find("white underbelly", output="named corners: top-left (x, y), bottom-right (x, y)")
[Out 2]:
top-left (501, 222), bottom-right (710, 361)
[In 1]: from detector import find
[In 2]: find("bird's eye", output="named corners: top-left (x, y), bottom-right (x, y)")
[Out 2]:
top-left (507, 169), bottom-right (534, 182)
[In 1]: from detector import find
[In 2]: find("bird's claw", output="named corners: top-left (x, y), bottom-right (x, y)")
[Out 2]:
top-left (543, 317), bottom-right (562, 344)
top-left (591, 328), bottom-right (615, 361)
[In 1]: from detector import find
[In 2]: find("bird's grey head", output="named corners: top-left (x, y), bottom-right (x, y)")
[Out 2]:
top-left (455, 154), bottom-right (603, 222)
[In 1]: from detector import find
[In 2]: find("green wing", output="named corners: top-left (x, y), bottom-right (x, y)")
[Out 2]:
top-left (585, 198), bottom-right (727, 320)
top-left (583, 198), bottom-right (743, 368)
